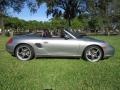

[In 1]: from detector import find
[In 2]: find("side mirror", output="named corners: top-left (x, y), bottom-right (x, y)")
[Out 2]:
top-left (64, 35), bottom-right (70, 40)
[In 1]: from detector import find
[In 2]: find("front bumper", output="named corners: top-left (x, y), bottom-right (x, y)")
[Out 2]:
top-left (103, 45), bottom-right (115, 58)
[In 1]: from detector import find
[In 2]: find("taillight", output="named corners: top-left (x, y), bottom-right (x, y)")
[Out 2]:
top-left (7, 37), bottom-right (13, 44)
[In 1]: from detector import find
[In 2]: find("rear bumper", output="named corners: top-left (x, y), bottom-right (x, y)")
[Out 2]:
top-left (6, 44), bottom-right (15, 55)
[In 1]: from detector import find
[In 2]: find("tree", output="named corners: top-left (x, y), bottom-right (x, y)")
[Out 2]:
top-left (87, 0), bottom-right (115, 34)
top-left (0, 0), bottom-right (38, 30)
top-left (71, 17), bottom-right (85, 30)
top-left (49, 17), bottom-right (66, 30)
top-left (4, 17), bottom-right (26, 32)
top-left (0, 0), bottom-right (25, 29)
top-left (110, 0), bottom-right (120, 34)
top-left (46, 0), bottom-right (87, 27)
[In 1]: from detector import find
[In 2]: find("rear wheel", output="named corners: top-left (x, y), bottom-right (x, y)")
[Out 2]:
top-left (83, 46), bottom-right (103, 62)
top-left (15, 44), bottom-right (34, 61)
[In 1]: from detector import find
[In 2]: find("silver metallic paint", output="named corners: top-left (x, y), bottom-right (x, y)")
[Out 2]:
top-left (6, 30), bottom-right (115, 59)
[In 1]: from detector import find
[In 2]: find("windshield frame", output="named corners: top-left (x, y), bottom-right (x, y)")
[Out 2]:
top-left (64, 30), bottom-right (77, 39)
top-left (64, 29), bottom-right (87, 39)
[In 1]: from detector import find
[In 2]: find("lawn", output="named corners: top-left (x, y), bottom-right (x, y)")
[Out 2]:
top-left (0, 35), bottom-right (120, 90)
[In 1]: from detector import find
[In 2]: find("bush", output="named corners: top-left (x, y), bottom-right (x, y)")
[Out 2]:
top-left (5, 32), bottom-right (10, 37)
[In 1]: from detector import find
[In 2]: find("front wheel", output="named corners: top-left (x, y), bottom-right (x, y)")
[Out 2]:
top-left (15, 44), bottom-right (34, 61)
top-left (83, 46), bottom-right (103, 62)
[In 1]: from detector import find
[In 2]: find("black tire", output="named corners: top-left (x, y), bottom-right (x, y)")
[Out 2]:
top-left (83, 45), bottom-right (103, 62)
top-left (15, 44), bottom-right (34, 61)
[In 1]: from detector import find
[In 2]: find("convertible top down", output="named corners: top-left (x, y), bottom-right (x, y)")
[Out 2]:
top-left (6, 29), bottom-right (115, 62)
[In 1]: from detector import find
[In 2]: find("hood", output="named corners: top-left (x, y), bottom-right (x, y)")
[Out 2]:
top-left (79, 36), bottom-right (105, 43)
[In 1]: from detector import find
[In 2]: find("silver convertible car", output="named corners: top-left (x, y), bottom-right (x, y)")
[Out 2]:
top-left (6, 29), bottom-right (115, 62)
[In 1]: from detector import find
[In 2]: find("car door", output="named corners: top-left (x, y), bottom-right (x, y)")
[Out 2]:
top-left (42, 38), bottom-right (80, 56)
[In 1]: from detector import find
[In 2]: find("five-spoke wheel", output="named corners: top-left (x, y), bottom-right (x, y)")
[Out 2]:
top-left (83, 46), bottom-right (103, 62)
top-left (15, 44), bottom-right (34, 61)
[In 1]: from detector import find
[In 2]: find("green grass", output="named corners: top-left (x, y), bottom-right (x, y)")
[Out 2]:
top-left (0, 35), bottom-right (120, 90)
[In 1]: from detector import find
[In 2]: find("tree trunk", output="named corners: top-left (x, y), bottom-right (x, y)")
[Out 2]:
top-left (0, 11), bottom-right (4, 30)
top-left (68, 19), bottom-right (71, 27)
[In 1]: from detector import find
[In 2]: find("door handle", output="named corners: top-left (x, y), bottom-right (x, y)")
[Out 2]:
top-left (44, 41), bottom-right (48, 44)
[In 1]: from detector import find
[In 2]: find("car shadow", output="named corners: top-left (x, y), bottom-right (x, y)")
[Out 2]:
top-left (35, 57), bottom-right (81, 61)
top-left (35, 57), bottom-right (110, 62)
